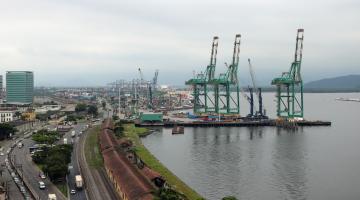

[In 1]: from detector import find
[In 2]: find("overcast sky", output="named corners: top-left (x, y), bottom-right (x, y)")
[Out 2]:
top-left (0, 0), bottom-right (359, 87)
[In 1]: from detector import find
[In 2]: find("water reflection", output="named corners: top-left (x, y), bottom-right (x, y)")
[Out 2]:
top-left (271, 127), bottom-right (308, 200)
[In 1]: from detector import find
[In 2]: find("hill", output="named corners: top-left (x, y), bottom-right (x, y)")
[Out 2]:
top-left (304, 75), bottom-right (360, 91)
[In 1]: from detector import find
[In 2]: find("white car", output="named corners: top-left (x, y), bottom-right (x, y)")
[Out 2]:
top-left (70, 189), bottom-right (76, 195)
top-left (0, 152), bottom-right (4, 156)
top-left (40, 174), bottom-right (46, 179)
top-left (14, 177), bottom-right (20, 183)
top-left (39, 181), bottom-right (46, 189)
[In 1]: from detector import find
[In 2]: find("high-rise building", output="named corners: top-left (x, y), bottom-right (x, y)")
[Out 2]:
top-left (6, 71), bottom-right (34, 105)
top-left (0, 75), bottom-right (3, 98)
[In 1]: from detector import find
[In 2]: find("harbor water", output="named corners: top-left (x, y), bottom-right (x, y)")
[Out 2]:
top-left (141, 93), bottom-right (360, 200)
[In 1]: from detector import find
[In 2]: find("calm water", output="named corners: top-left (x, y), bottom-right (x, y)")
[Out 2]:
top-left (141, 93), bottom-right (360, 200)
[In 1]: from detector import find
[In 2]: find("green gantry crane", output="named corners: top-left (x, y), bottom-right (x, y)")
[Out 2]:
top-left (271, 29), bottom-right (304, 119)
top-left (211, 34), bottom-right (241, 114)
top-left (185, 36), bottom-right (219, 114)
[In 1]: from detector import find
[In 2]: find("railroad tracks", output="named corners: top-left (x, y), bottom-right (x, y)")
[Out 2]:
top-left (77, 126), bottom-right (120, 200)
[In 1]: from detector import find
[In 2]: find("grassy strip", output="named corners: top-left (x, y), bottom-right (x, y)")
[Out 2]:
top-left (84, 125), bottom-right (103, 169)
top-left (55, 182), bottom-right (68, 197)
top-left (123, 124), bottom-right (203, 200)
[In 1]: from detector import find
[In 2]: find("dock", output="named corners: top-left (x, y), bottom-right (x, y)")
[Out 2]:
top-left (135, 119), bottom-right (331, 128)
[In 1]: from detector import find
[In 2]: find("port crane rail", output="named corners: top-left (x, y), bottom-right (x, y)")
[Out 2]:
top-left (271, 29), bottom-right (304, 118)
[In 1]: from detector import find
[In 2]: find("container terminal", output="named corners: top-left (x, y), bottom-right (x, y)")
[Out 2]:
top-left (105, 29), bottom-right (331, 129)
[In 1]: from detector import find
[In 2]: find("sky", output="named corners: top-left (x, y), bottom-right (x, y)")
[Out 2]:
top-left (0, 0), bottom-right (359, 87)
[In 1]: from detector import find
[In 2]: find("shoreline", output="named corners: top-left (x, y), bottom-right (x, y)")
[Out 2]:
top-left (123, 124), bottom-right (203, 200)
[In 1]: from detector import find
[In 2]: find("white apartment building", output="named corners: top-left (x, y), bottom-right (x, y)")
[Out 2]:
top-left (0, 110), bottom-right (14, 123)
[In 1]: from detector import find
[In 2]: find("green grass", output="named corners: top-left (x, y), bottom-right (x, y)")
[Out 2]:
top-left (123, 124), bottom-right (203, 200)
top-left (55, 182), bottom-right (68, 197)
top-left (84, 125), bottom-right (103, 169)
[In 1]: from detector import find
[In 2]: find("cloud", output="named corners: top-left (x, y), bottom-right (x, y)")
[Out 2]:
top-left (0, 0), bottom-right (359, 86)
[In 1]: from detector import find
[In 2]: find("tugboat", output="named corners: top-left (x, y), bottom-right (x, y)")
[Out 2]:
top-left (172, 123), bottom-right (184, 134)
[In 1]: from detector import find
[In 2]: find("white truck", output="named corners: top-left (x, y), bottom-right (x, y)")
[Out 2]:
top-left (63, 138), bottom-right (68, 144)
top-left (75, 175), bottom-right (83, 189)
top-left (48, 194), bottom-right (57, 200)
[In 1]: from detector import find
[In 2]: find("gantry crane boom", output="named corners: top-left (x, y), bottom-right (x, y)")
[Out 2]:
top-left (248, 59), bottom-right (258, 96)
top-left (271, 29), bottom-right (304, 119)
top-left (185, 36), bottom-right (219, 113)
top-left (212, 34), bottom-right (241, 114)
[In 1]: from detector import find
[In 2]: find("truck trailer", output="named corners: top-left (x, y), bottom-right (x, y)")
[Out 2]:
top-left (75, 175), bottom-right (83, 189)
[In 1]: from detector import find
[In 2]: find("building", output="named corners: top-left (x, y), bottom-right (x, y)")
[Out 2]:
top-left (139, 112), bottom-right (163, 123)
top-left (6, 71), bottom-right (34, 105)
top-left (22, 109), bottom-right (36, 121)
top-left (0, 75), bottom-right (3, 100)
top-left (0, 110), bottom-right (14, 123)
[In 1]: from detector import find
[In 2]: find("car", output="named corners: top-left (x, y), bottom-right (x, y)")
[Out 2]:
top-left (20, 186), bottom-right (26, 193)
top-left (70, 189), bottom-right (76, 195)
top-left (39, 181), bottom-right (46, 189)
top-left (14, 177), bottom-right (19, 183)
top-left (40, 174), bottom-right (46, 179)
top-left (0, 152), bottom-right (4, 156)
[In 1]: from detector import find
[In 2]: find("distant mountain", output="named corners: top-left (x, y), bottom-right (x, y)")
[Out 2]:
top-left (304, 75), bottom-right (360, 91)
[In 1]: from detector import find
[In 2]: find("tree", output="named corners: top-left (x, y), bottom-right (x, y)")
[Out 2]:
top-left (87, 105), bottom-right (98, 117)
top-left (43, 153), bottom-right (69, 180)
top-left (75, 103), bottom-right (87, 112)
top-left (34, 144), bottom-right (73, 180)
top-left (102, 101), bottom-right (106, 109)
top-left (154, 188), bottom-right (186, 200)
top-left (32, 129), bottom-right (59, 144)
top-left (114, 121), bottom-right (124, 138)
top-left (112, 115), bottom-right (119, 121)
top-left (66, 115), bottom-right (77, 122)
top-left (0, 123), bottom-right (17, 140)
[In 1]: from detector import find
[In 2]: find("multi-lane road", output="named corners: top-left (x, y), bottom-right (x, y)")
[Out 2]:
top-left (5, 99), bottom-right (119, 200)
top-left (66, 123), bottom-right (87, 200)
top-left (10, 123), bottom-right (89, 200)
top-left (11, 131), bottom-right (67, 200)
top-left (0, 139), bottom-right (24, 200)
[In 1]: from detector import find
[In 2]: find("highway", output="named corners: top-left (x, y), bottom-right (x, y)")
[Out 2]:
top-left (6, 98), bottom-right (118, 200)
top-left (11, 135), bottom-right (67, 200)
top-left (10, 123), bottom-right (88, 200)
top-left (66, 123), bottom-right (87, 200)
top-left (0, 139), bottom-right (24, 200)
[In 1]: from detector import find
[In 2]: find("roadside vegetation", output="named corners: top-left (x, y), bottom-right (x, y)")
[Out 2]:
top-left (0, 123), bottom-right (17, 140)
top-left (122, 123), bottom-right (202, 200)
top-left (84, 125), bottom-right (103, 168)
top-left (75, 103), bottom-right (98, 117)
top-left (32, 129), bottom-right (60, 144)
top-left (55, 182), bottom-right (68, 197)
top-left (32, 144), bottom-right (73, 180)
